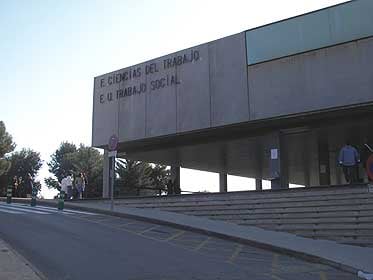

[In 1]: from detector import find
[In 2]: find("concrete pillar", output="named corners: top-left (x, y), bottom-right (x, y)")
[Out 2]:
top-left (269, 132), bottom-right (289, 190)
top-left (255, 139), bottom-right (263, 191)
top-left (303, 134), bottom-right (311, 188)
top-left (102, 150), bottom-right (110, 198)
top-left (255, 179), bottom-right (262, 191)
top-left (279, 132), bottom-right (289, 189)
top-left (318, 134), bottom-right (331, 186)
top-left (171, 166), bottom-right (181, 193)
top-left (219, 173), bottom-right (228, 193)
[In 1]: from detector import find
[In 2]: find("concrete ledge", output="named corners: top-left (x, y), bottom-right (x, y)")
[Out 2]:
top-left (2, 197), bottom-right (373, 275)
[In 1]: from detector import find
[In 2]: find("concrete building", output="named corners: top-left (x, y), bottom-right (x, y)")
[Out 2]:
top-left (92, 0), bottom-right (373, 196)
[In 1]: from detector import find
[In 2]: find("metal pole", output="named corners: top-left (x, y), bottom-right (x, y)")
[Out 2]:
top-left (110, 155), bottom-right (115, 211)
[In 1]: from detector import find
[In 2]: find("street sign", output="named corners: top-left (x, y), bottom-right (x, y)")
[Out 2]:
top-left (108, 134), bottom-right (119, 152)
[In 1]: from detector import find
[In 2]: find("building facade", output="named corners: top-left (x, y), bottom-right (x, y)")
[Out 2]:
top-left (92, 0), bottom-right (373, 194)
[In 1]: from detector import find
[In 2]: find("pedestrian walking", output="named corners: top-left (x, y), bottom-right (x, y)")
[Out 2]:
top-left (12, 176), bottom-right (19, 197)
top-left (173, 176), bottom-right (181, 195)
top-left (72, 173), bottom-right (78, 199)
top-left (26, 173), bottom-right (34, 193)
top-left (66, 173), bottom-right (73, 200)
top-left (338, 141), bottom-right (360, 184)
top-left (60, 174), bottom-right (68, 200)
top-left (166, 179), bottom-right (174, 195)
top-left (75, 173), bottom-right (84, 199)
top-left (82, 173), bottom-right (87, 199)
top-left (17, 177), bottom-right (25, 198)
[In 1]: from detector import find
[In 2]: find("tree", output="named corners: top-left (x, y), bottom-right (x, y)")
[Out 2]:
top-left (44, 177), bottom-right (60, 190)
top-left (115, 159), bottom-right (170, 196)
top-left (5, 149), bottom-right (43, 196)
top-left (0, 121), bottom-right (16, 176)
top-left (147, 164), bottom-right (170, 193)
top-left (48, 142), bottom-right (77, 181)
top-left (46, 142), bottom-right (103, 198)
top-left (68, 144), bottom-right (103, 197)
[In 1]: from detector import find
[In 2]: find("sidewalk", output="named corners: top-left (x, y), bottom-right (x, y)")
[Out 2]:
top-left (0, 238), bottom-right (42, 280)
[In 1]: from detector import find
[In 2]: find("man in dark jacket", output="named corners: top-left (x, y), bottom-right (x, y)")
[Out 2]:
top-left (339, 141), bottom-right (360, 183)
top-left (24, 173), bottom-right (34, 197)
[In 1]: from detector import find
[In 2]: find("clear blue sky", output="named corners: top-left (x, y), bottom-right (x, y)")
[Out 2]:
top-left (0, 0), bottom-right (347, 197)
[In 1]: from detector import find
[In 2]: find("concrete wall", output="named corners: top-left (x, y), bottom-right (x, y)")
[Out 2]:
top-left (92, 33), bottom-right (248, 147)
top-left (248, 36), bottom-right (373, 120)
top-left (92, 71), bottom-right (119, 147)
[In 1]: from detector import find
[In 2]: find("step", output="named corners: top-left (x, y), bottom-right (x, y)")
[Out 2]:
top-left (290, 230), bottom-right (373, 238)
top-left (130, 197), bottom-right (373, 212)
top-left (117, 185), bottom-right (369, 205)
top-left (178, 208), bottom-right (373, 217)
top-left (118, 192), bottom-right (373, 209)
top-left (210, 216), bottom-right (373, 225)
top-left (190, 210), bottom-right (373, 220)
top-left (167, 203), bottom-right (373, 215)
top-left (249, 223), bottom-right (373, 231)
top-left (150, 198), bottom-right (373, 212)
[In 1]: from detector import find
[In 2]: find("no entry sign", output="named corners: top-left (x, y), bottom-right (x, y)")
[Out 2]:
top-left (108, 134), bottom-right (118, 152)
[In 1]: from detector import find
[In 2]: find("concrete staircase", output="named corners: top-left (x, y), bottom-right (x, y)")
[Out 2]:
top-left (115, 184), bottom-right (373, 247)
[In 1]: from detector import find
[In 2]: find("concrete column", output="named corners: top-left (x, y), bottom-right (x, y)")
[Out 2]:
top-left (219, 143), bottom-right (228, 193)
top-left (219, 173), bottom-right (228, 193)
top-left (279, 132), bottom-right (289, 189)
top-left (255, 139), bottom-right (263, 191)
top-left (269, 132), bottom-right (289, 190)
top-left (171, 166), bottom-right (181, 193)
top-left (102, 150), bottom-right (110, 198)
top-left (303, 133), bottom-right (311, 188)
top-left (255, 179), bottom-right (262, 191)
top-left (318, 134), bottom-right (331, 186)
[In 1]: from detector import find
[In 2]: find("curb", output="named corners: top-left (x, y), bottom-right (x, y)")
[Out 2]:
top-left (0, 197), bottom-right (369, 276)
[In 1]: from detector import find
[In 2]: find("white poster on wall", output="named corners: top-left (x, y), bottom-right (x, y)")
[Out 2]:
top-left (271, 149), bottom-right (278, 160)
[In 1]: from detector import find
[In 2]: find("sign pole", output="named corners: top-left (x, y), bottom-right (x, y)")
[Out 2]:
top-left (109, 154), bottom-right (116, 211)
top-left (108, 134), bottom-right (119, 212)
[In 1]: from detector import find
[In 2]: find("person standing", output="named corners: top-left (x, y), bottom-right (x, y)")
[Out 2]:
top-left (18, 177), bottom-right (25, 197)
top-left (339, 141), bottom-right (360, 184)
top-left (66, 173), bottom-right (73, 200)
top-left (25, 173), bottom-right (34, 197)
top-left (74, 173), bottom-right (84, 199)
top-left (12, 176), bottom-right (19, 197)
top-left (60, 174), bottom-right (68, 200)
top-left (173, 175), bottom-right (181, 195)
top-left (82, 173), bottom-right (87, 199)
top-left (166, 179), bottom-right (174, 195)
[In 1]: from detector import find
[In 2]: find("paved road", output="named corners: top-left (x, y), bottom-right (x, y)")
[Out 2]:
top-left (0, 202), bottom-right (358, 280)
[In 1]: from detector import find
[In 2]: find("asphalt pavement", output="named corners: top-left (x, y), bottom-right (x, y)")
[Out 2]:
top-left (0, 202), bottom-right (358, 280)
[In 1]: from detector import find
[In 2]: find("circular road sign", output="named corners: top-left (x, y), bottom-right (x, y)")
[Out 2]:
top-left (367, 154), bottom-right (373, 181)
top-left (108, 134), bottom-right (119, 151)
